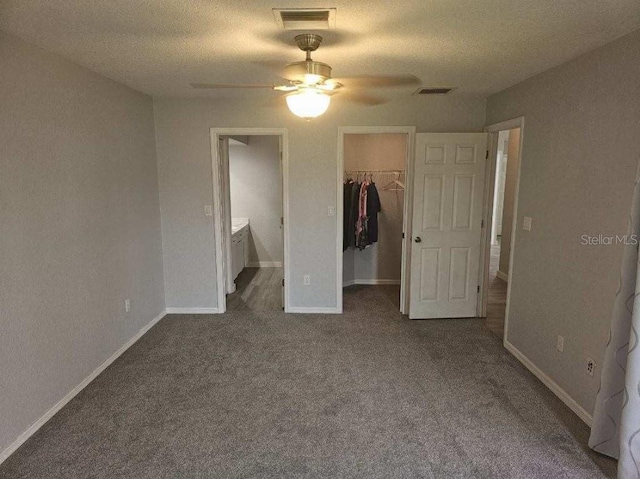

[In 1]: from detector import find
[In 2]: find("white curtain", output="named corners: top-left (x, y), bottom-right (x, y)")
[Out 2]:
top-left (589, 167), bottom-right (640, 478)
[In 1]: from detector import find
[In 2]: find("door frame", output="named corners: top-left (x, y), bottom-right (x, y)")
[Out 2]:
top-left (336, 126), bottom-right (416, 314)
top-left (478, 117), bottom-right (524, 344)
top-left (210, 128), bottom-right (290, 313)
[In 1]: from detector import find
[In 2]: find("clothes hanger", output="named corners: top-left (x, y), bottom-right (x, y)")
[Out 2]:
top-left (382, 172), bottom-right (405, 191)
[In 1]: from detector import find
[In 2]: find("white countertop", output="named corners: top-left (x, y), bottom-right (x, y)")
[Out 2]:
top-left (231, 218), bottom-right (249, 236)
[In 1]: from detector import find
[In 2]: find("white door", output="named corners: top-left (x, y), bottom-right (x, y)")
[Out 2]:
top-left (279, 137), bottom-right (285, 309)
top-left (409, 133), bottom-right (488, 319)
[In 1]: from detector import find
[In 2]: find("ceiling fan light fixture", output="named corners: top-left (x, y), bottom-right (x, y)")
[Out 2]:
top-left (286, 89), bottom-right (330, 119)
top-left (284, 60), bottom-right (332, 84)
top-left (304, 73), bottom-right (324, 85)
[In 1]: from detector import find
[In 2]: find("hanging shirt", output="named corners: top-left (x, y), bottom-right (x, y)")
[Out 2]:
top-left (356, 181), bottom-right (369, 249)
top-left (343, 181), bottom-right (352, 251)
top-left (366, 183), bottom-right (382, 244)
top-left (348, 181), bottom-right (360, 248)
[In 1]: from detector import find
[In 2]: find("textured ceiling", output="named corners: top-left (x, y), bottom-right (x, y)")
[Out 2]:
top-left (1, 0), bottom-right (639, 99)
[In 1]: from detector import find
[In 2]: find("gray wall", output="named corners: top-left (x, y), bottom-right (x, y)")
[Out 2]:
top-left (343, 134), bottom-right (406, 283)
top-left (154, 94), bottom-right (486, 310)
top-left (229, 135), bottom-right (283, 265)
top-left (486, 29), bottom-right (640, 415)
top-left (0, 33), bottom-right (165, 455)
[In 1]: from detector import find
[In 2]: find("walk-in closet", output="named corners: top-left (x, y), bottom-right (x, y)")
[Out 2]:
top-left (342, 133), bottom-right (408, 311)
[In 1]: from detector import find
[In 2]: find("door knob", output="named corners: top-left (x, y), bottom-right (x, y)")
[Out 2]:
top-left (415, 237), bottom-right (422, 243)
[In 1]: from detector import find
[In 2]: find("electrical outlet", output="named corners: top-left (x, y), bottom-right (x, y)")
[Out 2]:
top-left (328, 206), bottom-right (335, 217)
top-left (556, 335), bottom-right (564, 352)
top-left (204, 205), bottom-right (213, 217)
top-left (523, 216), bottom-right (532, 231)
top-left (303, 274), bottom-right (311, 285)
top-left (586, 358), bottom-right (595, 377)
top-left (125, 299), bottom-right (130, 313)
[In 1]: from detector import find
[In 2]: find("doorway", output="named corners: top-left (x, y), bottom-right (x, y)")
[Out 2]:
top-left (479, 118), bottom-right (524, 340)
top-left (337, 127), bottom-right (416, 314)
top-left (210, 128), bottom-right (289, 313)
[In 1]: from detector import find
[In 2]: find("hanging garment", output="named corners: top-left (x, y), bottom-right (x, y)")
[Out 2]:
top-left (366, 182), bottom-right (381, 244)
top-left (356, 181), bottom-right (369, 250)
top-left (347, 181), bottom-right (360, 248)
top-left (343, 180), bottom-right (354, 251)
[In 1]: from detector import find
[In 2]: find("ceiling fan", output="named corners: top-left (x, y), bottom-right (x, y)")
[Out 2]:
top-left (191, 34), bottom-right (420, 120)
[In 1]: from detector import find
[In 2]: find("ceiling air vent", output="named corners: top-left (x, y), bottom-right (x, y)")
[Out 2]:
top-left (415, 87), bottom-right (455, 95)
top-left (273, 8), bottom-right (336, 30)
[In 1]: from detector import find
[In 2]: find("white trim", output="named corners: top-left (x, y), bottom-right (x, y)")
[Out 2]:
top-left (210, 136), bottom-right (227, 313)
top-left (504, 340), bottom-right (592, 426)
top-left (287, 307), bottom-right (341, 314)
top-left (210, 128), bottom-right (290, 313)
top-left (343, 279), bottom-right (401, 287)
top-left (337, 126), bottom-right (416, 315)
top-left (402, 129), bottom-right (417, 314)
top-left (496, 270), bottom-right (509, 282)
top-left (165, 307), bottom-right (220, 314)
top-left (0, 310), bottom-right (167, 466)
top-left (246, 261), bottom-right (283, 268)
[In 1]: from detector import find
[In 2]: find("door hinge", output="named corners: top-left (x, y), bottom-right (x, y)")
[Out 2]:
top-left (481, 219), bottom-right (484, 228)
top-left (282, 279), bottom-right (285, 287)
top-left (281, 217), bottom-right (284, 226)
top-left (402, 232), bottom-right (405, 239)
top-left (477, 285), bottom-right (480, 293)
top-left (486, 150), bottom-right (489, 159)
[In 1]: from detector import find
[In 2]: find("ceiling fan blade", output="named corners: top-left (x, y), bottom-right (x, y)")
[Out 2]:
top-left (333, 91), bottom-right (387, 106)
top-left (273, 85), bottom-right (299, 92)
top-left (190, 83), bottom-right (275, 89)
top-left (330, 74), bottom-right (420, 89)
top-left (316, 82), bottom-right (342, 91)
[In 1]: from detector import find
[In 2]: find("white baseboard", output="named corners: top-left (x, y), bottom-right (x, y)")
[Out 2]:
top-left (246, 261), bottom-right (283, 268)
top-left (165, 307), bottom-right (220, 314)
top-left (287, 307), bottom-right (341, 314)
top-left (343, 279), bottom-right (401, 287)
top-left (504, 340), bottom-right (592, 426)
top-left (496, 270), bottom-right (509, 281)
top-left (0, 309), bottom-right (167, 466)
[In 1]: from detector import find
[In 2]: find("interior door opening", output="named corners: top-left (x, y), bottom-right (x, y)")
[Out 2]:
top-left (484, 128), bottom-right (520, 337)
top-left (479, 118), bottom-right (524, 342)
top-left (338, 128), bottom-right (415, 315)
top-left (223, 135), bottom-right (284, 311)
top-left (211, 129), bottom-right (289, 314)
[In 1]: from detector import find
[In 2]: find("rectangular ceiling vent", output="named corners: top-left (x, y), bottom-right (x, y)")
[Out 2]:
top-left (273, 8), bottom-right (336, 30)
top-left (415, 87), bottom-right (455, 95)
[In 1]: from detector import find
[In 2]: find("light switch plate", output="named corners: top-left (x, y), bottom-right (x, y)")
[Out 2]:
top-left (523, 216), bottom-right (532, 231)
top-left (205, 205), bottom-right (213, 217)
top-left (328, 206), bottom-right (336, 217)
